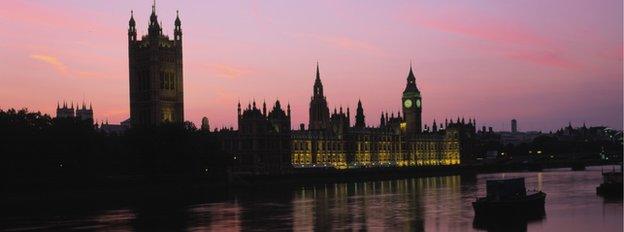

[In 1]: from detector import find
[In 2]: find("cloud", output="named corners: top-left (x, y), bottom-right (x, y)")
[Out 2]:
top-left (289, 33), bottom-right (384, 57)
top-left (30, 54), bottom-right (69, 75)
top-left (504, 50), bottom-right (581, 70)
top-left (414, 16), bottom-right (547, 47)
top-left (401, 4), bottom-right (549, 47)
top-left (30, 54), bottom-right (111, 78)
top-left (0, 1), bottom-right (117, 37)
top-left (399, 4), bottom-right (585, 70)
top-left (210, 63), bottom-right (251, 79)
top-left (596, 45), bottom-right (624, 61)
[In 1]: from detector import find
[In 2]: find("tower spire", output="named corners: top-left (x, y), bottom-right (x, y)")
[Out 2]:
top-left (355, 99), bottom-right (365, 128)
top-left (313, 62), bottom-right (324, 96)
top-left (404, 63), bottom-right (418, 93)
top-left (315, 61), bottom-right (320, 81)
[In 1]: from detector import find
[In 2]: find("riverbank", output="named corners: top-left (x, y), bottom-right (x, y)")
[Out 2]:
top-left (227, 160), bottom-right (618, 186)
top-left (3, 160), bottom-right (618, 197)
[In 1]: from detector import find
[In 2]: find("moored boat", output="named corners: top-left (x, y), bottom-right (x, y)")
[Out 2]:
top-left (472, 178), bottom-right (546, 221)
top-left (596, 166), bottom-right (623, 198)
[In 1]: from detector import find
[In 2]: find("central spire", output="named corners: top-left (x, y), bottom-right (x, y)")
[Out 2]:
top-left (315, 61), bottom-right (321, 82)
top-left (313, 62), bottom-right (324, 97)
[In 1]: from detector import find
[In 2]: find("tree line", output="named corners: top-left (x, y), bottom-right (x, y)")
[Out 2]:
top-left (0, 108), bottom-right (231, 190)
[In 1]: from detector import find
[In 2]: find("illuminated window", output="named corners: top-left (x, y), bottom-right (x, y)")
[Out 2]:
top-left (161, 107), bottom-right (174, 122)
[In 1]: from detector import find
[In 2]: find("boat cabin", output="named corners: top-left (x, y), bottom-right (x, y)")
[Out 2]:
top-left (486, 178), bottom-right (527, 200)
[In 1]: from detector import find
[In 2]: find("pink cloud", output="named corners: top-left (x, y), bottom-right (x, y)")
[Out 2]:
top-left (401, 4), bottom-right (549, 47)
top-left (597, 45), bottom-right (624, 61)
top-left (399, 4), bottom-right (588, 70)
top-left (505, 50), bottom-right (581, 70)
top-left (417, 17), bottom-right (547, 47)
top-left (210, 63), bottom-right (252, 79)
top-left (29, 54), bottom-right (111, 79)
top-left (30, 54), bottom-right (69, 75)
top-left (0, 1), bottom-right (116, 37)
top-left (289, 33), bottom-right (384, 56)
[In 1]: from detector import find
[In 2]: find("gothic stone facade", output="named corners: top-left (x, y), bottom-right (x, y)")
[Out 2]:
top-left (291, 65), bottom-right (468, 169)
top-left (128, 5), bottom-right (184, 127)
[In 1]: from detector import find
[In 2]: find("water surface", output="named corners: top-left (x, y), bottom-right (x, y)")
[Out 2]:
top-left (1, 166), bottom-right (622, 231)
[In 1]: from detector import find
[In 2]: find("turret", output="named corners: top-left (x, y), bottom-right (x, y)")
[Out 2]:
top-left (148, 1), bottom-right (161, 36)
top-left (380, 112), bottom-right (386, 127)
top-left (174, 10), bottom-right (182, 42)
top-left (287, 103), bottom-right (291, 118)
top-left (237, 101), bottom-right (242, 118)
top-left (128, 11), bottom-right (137, 42)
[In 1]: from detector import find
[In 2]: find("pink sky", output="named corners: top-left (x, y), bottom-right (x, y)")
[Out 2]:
top-left (0, 0), bottom-right (622, 132)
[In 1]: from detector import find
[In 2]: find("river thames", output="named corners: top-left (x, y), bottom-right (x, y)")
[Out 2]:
top-left (2, 165), bottom-right (622, 231)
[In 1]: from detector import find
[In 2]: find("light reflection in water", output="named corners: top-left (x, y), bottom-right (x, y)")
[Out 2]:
top-left (0, 166), bottom-right (621, 232)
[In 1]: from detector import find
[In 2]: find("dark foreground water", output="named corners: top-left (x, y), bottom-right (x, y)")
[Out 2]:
top-left (1, 166), bottom-right (622, 232)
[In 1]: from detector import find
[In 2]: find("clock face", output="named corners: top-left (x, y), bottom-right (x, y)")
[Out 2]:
top-left (404, 99), bottom-right (412, 108)
top-left (416, 99), bottom-right (421, 108)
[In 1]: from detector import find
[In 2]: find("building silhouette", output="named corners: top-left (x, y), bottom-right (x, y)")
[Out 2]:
top-left (219, 100), bottom-right (292, 174)
top-left (511, 119), bottom-right (518, 133)
top-left (56, 101), bottom-right (93, 123)
top-left (128, 2), bottom-right (184, 127)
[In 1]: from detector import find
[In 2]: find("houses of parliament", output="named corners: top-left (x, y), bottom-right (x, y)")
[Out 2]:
top-left (127, 4), bottom-right (475, 174)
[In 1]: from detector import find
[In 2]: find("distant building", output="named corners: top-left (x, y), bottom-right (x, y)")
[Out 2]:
top-left (97, 118), bottom-right (130, 134)
top-left (56, 102), bottom-right (75, 119)
top-left (511, 119), bottom-right (518, 133)
top-left (499, 131), bottom-right (541, 145)
top-left (552, 122), bottom-right (621, 143)
top-left (218, 100), bottom-right (292, 174)
top-left (128, 3), bottom-right (184, 127)
top-left (56, 101), bottom-right (93, 123)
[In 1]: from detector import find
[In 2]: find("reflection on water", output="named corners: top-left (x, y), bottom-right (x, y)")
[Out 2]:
top-left (1, 166), bottom-right (621, 232)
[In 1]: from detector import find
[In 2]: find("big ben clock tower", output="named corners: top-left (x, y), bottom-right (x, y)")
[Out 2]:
top-left (402, 65), bottom-right (422, 135)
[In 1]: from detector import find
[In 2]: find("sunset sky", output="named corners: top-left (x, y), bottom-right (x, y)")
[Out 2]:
top-left (0, 0), bottom-right (622, 131)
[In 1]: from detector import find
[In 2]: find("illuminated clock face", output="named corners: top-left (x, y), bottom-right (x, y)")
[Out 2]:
top-left (416, 99), bottom-right (421, 108)
top-left (404, 99), bottom-right (412, 108)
